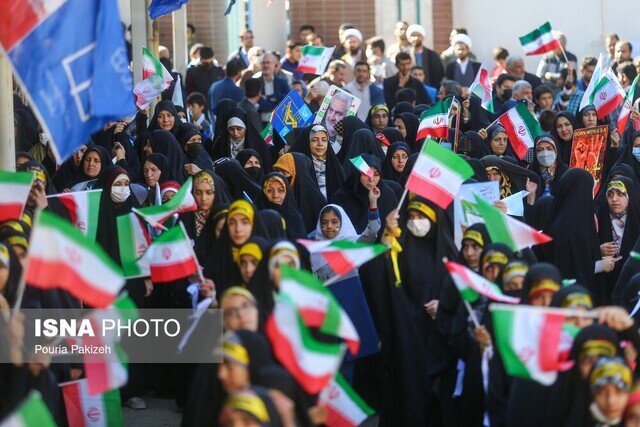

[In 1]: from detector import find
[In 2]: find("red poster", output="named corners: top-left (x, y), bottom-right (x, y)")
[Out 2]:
top-left (569, 125), bottom-right (608, 190)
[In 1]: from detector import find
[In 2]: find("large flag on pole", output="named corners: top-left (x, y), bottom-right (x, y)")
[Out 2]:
top-left (133, 177), bottom-right (197, 229)
top-left (519, 22), bottom-right (562, 56)
top-left (148, 0), bottom-right (189, 19)
top-left (47, 190), bottom-right (102, 240)
top-left (0, 391), bottom-right (57, 427)
top-left (297, 46), bottom-right (335, 75)
top-left (580, 53), bottom-right (603, 111)
top-left (589, 69), bottom-right (626, 119)
top-left (405, 139), bottom-right (473, 209)
top-left (469, 63), bottom-right (494, 113)
top-left (25, 211), bottom-right (125, 308)
top-left (416, 97), bottom-right (455, 140)
top-left (60, 379), bottom-right (123, 427)
top-left (618, 76), bottom-right (639, 135)
top-left (116, 213), bottom-right (152, 278)
top-left (297, 239), bottom-right (387, 276)
top-left (491, 304), bottom-right (567, 385)
top-left (0, 0), bottom-right (135, 161)
top-left (497, 102), bottom-right (544, 160)
top-left (134, 47), bottom-right (174, 109)
top-left (0, 171), bottom-right (35, 222)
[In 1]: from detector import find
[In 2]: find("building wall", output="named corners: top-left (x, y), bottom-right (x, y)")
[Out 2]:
top-left (452, 0), bottom-right (640, 72)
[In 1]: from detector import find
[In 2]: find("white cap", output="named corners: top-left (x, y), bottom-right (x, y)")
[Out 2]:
top-left (341, 28), bottom-right (363, 43)
top-left (406, 24), bottom-right (426, 38)
top-left (451, 33), bottom-right (472, 50)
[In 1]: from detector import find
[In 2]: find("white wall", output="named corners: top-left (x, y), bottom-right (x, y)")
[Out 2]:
top-left (452, 0), bottom-right (640, 72)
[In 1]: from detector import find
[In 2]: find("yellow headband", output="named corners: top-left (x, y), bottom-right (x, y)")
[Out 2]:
top-left (483, 251), bottom-right (508, 266)
top-left (223, 391), bottom-right (270, 423)
top-left (194, 171), bottom-right (215, 189)
top-left (20, 213), bottom-right (33, 228)
top-left (0, 221), bottom-right (25, 234)
top-left (580, 339), bottom-right (617, 360)
top-left (462, 229), bottom-right (484, 247)
top-left (407, 201), bottom-right (437, 223)
top-left (5, 236), bottom-right (28, 250)
top-left (263, 176), bottom-right (287, 197)
top-left (607, 180), bottom-right (627, 196)
top-left (562, 292), bottom-right (593, 310)
top-left (228, 200), bottom-right (254, 226)
top-left (371, 104), bottom-right (389, 115)
top-left (220, 286), bottom-right (258, 307)
top-left (34, 170), bottom-right (47, 184)
top-left (590, 360), bottom-right (632, 392)
top-left (237, 242), bottom-right (263, 265)
top-left (222, 340), bottom-right (250, 366)
top-left (0, 244), bottom-right (9, 267)
top-left (529, 279), bottom-right (560, 298)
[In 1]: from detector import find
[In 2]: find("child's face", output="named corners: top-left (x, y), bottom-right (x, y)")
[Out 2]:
top-left (321, 210), bottom-right (341, 239)
top-left (188, 103), bottom-right (205, 118)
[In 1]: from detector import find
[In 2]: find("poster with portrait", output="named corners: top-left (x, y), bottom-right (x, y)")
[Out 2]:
top-left (569, 125), bottom-right (608, 192)
top-left (314, 85), bottom-right (361, 141)
top-left (453, 181), bottom-right (500, 249)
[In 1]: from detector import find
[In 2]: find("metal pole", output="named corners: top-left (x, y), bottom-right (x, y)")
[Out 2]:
top-left (0, 52), bottom-right (15, 171)
top-left (172, 7), bottom-right (188, 72)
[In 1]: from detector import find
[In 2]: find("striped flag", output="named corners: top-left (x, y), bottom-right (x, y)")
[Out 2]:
top-left (318, 373), bottom-right (375, 427)
top-left (279, 265), bottom-right (360, 354)
top-left (497, 102), bottom-right (543, 160)
top-left (474, 194), bottom-right (552, 252)
top-left (589, 69), bottom-right (626, 119)
top-left (0, 170), bottom-right (34, 222)
top-left (349, 156), bottom-right (374, 177)
top-left (47, 190), bottom-right (102, 241)
top-left (143, 224), bottom-right (198, 283)
top-left (417, 97), bottom-right (454, 140)
top-left (491, 304), bottom-right (567, 385)
top-left (405, 139), bottom-right (473, 209)
top-left (60, 379), bottom-right (123, 427)
top-left (134, 47), bottom-right (174, 109)
top-left (297, 239), bottom-right (387, 276)
top-left (297, 45), bottom-right (335, 75)
top-left (519, 22), bottom-right (561, 56)
top-left (25, 211), bottom-right (125, 308)
top-left (0, 391), bottom-right (56, 427)
top-left (116, 213), bottom-right (152, 278)
top-left (260, 123), bottom-right (274, 146)
top-left (580, 53), bottom-right (603, 111)
top-left (469, 63), bottom-right (494, 113)
top-left (266, 295), bottom-right (346, 393)
top-left (617, 76), bottom-right (639, 136)
top-left (444, 259), bottom-right (520, 303)
top-left (133, 177), bottom-right (197, 229)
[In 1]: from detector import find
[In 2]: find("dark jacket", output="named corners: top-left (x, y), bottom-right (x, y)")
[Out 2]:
top-left (383, 74), bottom-right (431, 109)
top-left (257, 76), bottom-right (289, 116)
top-left (238, 98), bottom-right (263, 133)
top-left (185, 63), bottom-right (225, 97)
top-left (208, 78), bottom-right (244, 115)
top-left (445, 60), bottom-right (481, 87)
top-left (410, 47), bottom-right (445, 88)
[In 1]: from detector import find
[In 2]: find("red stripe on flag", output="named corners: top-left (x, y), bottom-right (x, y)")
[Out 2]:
top-left (321, 251), bottom-right (354, 276)
top-left (299, 309), bottom-right (327, 327)
top-left (533, 231), bottom-right (553, 245)
top-left (296, 65), bottom-right (319, 74)
top-left (0, 203), bottom-right (25, 222)
top-left (84, 319), bottom-right (109, 395)
top-left (324, 406), bottom-right (359, 427)
top-left (26, 258), bottom-right (117, 307)
top-left (499, 115), bottom-right (529, 160)
top-left (597, 94), bottom-right (624, 119)
top-left (265, 317), bottom-right (334, 394)
top-left (0, 1), bottom-right (39, 51)
top-left (416, 125), bottom-right (449, 141)
top-left (525, 39), bottom-right (561, 56)
top-left (59, 196), bottom-right (80, 227)
top-left (150, 258), bottom-right (198, 283)
top-left (61, 382), bottom-right (85, 427)
top-left (405, 173), bottom-right (453, 209)
top-left (538, 313), bottom-right (566, 371)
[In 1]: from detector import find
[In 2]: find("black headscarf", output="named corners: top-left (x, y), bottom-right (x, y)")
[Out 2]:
top-left (621, 273), bottom-right (640, 323)
top-left (148, 129), bottom-right (187, 183)
top-left (332, 154), bottom-right (398, 233)
top-left (381, 141), bottom-right (411, 183)
top-left (399, 152), bottom-right (419, 187)
top-left (365, 104), bottom-right (391, 132)
top-left (615, 130), bottom-right (640, 183)
top-left (547, 169), bottom-right (601, 293)
top-left (526, 195), bottom-right (555, 232)
top-left (483, 124), bottom-right (519, 160)
top-left (550, 111), bottom-right (576, 165)
top-left (177, 123), bottom-right (214, 171)
top-left (236, 149), bottom-right (264, 183)
top-left (480, 155), bottom-right (540, 198)
top-left (213, 157), bottom-right (262, 203)
top-left (466, 157), bottom-right (489, 182)
top-left (142, 153), bottom-right (172, 185)
top-left (613, 235), bottom-right (640, 306)
top-left (211, 99), bottom-right (237, 150)
top-left (254, 210), bottom-right (287, 242)
top-left (463, 131), bottom-right (492, 159)
top-left (392, 101), bottom-right (414, 117)
top-left (336, 116), bottom-right (367, 163)
top-left (341, 129), bottom-right (386, 176)
top-left (52, 143), bottom-right (93, 191)
top-left (259, 172), bottom-right (307, 239)
top-left (377, 127), bottom-right (405, 150)
top-left (0, 243), bottom-right (23, 307)
top-left (75, 145), bottom-right (110, 186)
top-left (594, 163), bottom-right (639, 212)
top-left (529, 134), bottom-right (569, 197)
top-left (289, 125), bottom-right (345, 202)
top-left (148, 100), bottom-right (180, 135)
top-left (397, 112), bottom-right (420, 152)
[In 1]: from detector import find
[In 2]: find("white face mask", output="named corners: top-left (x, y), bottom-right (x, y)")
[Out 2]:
top-left (39, 132), bottom-right (49, 146)
top-left (111, 185), bottom-right (131, 203)
top-left (407, 219), bottom-right (431, 237)
top-left (536, 150), bottom-right (556, 167)
top-left (381, 145), bottom-right (388, 155)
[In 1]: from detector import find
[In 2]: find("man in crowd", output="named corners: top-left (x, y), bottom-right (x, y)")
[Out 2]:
top-left (445, 33), bottom-right (480, 88)
top-left (492, 73), bottom-right (517, 115)
top-left (208, 59), bottom-right (245, 114)
top-left (604, 33), bottom-right (619, 69)
top-left (299, 24), bottom-right (315, 44)
top-left (366, 37), bottom-right (398, 83)
top-left (280, 40), bottom-right (303, 81)
top-left (552, 66), bottom-right (584, 114)
top-left (239, 46), bottom-right (265, 89)
top-left (185, 46), bottom-right (224, 97)
top-left (577, 56), bottom-right (598, 91)
top-left (499, 80), bottom-right (533, 114)
top-left (505, 55), bottom-right (542, 90)
top-left (238, 78), bottom-right (264, 133)
top-left (407, 24), bottom-right (444, 89)
top-left (383, 51), bottom-right (431, 108)
top-left (613, 40), bottom-right (633, 73)
top-left (323, 60), bottom-right (349, 88)
top-left (344, 61), bottom-right (385, 121)
top-left (256, 53), bottom-right (288, 126)
top-left (340, 28), bottom-right (365, 68)
top-left (533, 84), bottom-right (555, 114)
top-left (228, 29), bottom-right (254, 67)
top-left (536, 31), bottom-right (578, 86)
top-left (387, 21), bottom-right (411, 61)
top-left (441, 28), bottom-right (477, 66)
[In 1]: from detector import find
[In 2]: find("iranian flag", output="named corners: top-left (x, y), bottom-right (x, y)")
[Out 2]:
top-left (589, 69), bottom-right (626, 119)
top-left (417, 97), bottom-right (454, 140)
top-left (298, 239), bottom-right (387, 276)
top-left (134, 47), bottom-right (174, 109)
top-left (0, 391), bottom-right (56, 427)
top-left (133, 177), bottom-right (197, 229)
top-left (618, 75), bottom-right (639, 135)
top-left (266, 295), bottom-right (346, 393)
top-left (116, 213), bottom-right (151, 278)
top-left (80, 296), bottom-right (137, 395)
top-left (519, 21), bottom-right (561, 56)
top-left (279, 265), bottom-right (360, 354)
top-left (260, 123), bottom-right (274, 146)
top-left (318, 373), bottom-right (375, 427)
top-left (497, 101), bottom-right (543, 160)
top-left (297, 45), bottom-right (336, 75)
top-left (0, 170), bottom-right (34, 222)
top-left (143, 224), bottom-right (198, 283)
top-left (469, 63), bottom-right (494, 113)
top-left (349, 155), bottom-right (374, 177)
top-left (474, 195), bottom-right (552, 252)
top-left (580, 53), bottom-right (603, 111)
top-left (60, 379), bottom-right (123, 427)
top-left (405, 139), bottom-right (473, 209)
top-left (444, 259), bottom-right (520, 304)
top-left (47, 190), bottom-right (102, 241)
top-left (491, 304), bottom-right (567, 385)
top-left (25, 211), bottom-right (125, 308)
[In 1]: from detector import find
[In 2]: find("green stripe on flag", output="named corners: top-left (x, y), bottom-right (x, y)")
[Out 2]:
top-left (473, 195), bottom-right (516, 251)
top-left (519, 21), bottom-right (553, 45)
top-left (514, 102), bottom-right (543, 138)
top-left (102, 389), bottom-right (124, 426)
top-left (143, 47), bottom-right (164, 76)
top-left (420, 97), bottom-right (452, 119)
top-left (492, 308), bottom-right (530, 378)
top-left (301, 45), bottom-right (326, 56)
top-left (116, 214), bottom-right (139, 276)
top-left (0, 170), bottom-right (35, 185)
top-left (327, 239), bottom-right (387, 255)
top-left (154, 225), bottom-right (187, 244)
top-left (334, 373), bottom-right (375, 416)
top-left (422, 138), bottom-right (474, 177)
top-left (18, 392), bottom-right (57, 426)
top-left (460, 286), bottom-right (480, 303)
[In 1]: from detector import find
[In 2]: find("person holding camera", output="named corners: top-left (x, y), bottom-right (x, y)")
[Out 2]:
top-left (552, 64), bottom-right (584, 115)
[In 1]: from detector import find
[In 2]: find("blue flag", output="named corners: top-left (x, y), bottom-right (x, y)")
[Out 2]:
top-left (271, 90), bottom-right (314, 140)
top-left (0, 0), bottom-right (135, 161)
top-left (224, 0), bottom-right (237, 16)
top-left (149, 0), bottom-right (189, 20)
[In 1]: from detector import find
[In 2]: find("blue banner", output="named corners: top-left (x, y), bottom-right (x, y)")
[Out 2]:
top-left (149, 0), bottom-right (189, 20)
top-left (271, 90), bottom-right (314, 140)
top-left (4, 0), bottom-right (135, 161)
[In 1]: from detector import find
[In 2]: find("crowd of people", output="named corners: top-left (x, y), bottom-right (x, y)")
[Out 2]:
top-left (3, 16), bottom-right (640, 427)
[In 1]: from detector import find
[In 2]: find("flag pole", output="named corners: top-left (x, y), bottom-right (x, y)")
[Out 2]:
top-left (396, 188), bottom-right (409, 212)
top-left (11, 208), bottom-right (42, 317)
top-left (453, 103), bottom-right (461, 153)
top-left (0, 51), bottom-right (15, 172)
top-left (462, 298), bottom-right (481, 328)
top-left (178, 221), bottom-right (206, 283)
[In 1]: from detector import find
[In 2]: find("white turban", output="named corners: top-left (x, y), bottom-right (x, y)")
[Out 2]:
top-left (451, 33), bottom-right (472, 51)
top-left (406, 24), bottom-right (426, 38)
top-left (227, 117), bottom-right (246, 129)
top-left (341, 28), bottom-right (363, 43)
